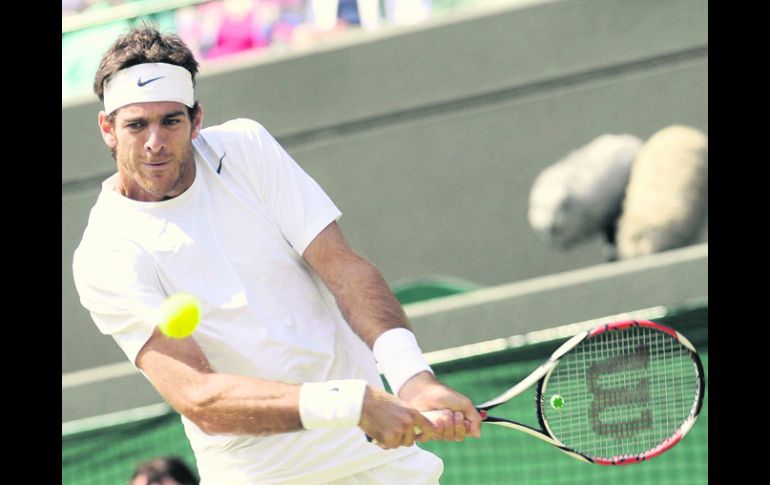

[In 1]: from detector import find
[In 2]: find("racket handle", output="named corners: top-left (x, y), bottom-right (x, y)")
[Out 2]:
top-left (421, 409), bottom-right (487, 426)
top-left (366, 429), bottom-right (424, 444)
top-left (366, 409), bottom-right (479, 444)
top-left (366, 411), bottom-right (435, 443)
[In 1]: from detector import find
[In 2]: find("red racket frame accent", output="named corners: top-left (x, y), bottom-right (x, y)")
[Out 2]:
top-left (592, 429), bottom-right (684, 465)
top-left (589, 319), bottom-right (679, 340)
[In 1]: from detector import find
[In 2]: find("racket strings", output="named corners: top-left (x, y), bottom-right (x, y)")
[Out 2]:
top-left (541, 326), bottom-right (699, 460)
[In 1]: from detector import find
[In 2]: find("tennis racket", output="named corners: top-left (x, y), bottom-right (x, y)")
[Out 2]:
top-left (425, 319), bottom-right (705, 465)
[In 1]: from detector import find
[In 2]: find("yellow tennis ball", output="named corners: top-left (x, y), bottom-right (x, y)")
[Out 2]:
top-left (158, 293), bottom-right (201, 339)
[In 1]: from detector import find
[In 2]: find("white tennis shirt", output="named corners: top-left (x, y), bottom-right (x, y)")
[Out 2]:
top-left (72, 119), bottom-right (428, 484)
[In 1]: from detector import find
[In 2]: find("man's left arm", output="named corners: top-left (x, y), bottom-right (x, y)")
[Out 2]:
top-left (303, 222), bottom-right (482, 442)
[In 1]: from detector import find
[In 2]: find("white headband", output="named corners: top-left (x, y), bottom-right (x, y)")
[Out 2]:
top-left (103, 63), bottom-right (195, 114)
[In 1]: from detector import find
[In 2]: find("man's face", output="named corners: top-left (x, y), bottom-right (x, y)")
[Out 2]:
top-left (99, 101), bottom-right (203, 202)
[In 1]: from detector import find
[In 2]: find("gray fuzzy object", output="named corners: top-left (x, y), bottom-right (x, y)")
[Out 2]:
top-left (615, 125), bottom-right (708, 259)
top-left (528, 133), bottom-right (643, 250)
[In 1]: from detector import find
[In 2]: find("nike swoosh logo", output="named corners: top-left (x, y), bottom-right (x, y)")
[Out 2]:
top-left (137, 76), bottom-right (164, 87)
top-left (216, 153), bottom-right (226, 174)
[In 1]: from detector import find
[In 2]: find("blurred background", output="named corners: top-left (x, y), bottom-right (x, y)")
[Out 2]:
top-left (62, 0), bottom-right (707, 483)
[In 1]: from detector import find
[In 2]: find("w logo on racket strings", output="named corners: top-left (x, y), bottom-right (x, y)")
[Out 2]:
top-left (586, 343), bottom-right (652, 438)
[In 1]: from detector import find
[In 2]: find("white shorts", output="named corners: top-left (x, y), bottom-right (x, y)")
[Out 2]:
top-left (326, 449), bottom-right (444, 485)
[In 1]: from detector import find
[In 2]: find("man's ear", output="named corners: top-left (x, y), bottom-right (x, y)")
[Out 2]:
top-left (98, 111), bottom-right (116, 148)
top-left (191, 103), bottom-right (204, 140)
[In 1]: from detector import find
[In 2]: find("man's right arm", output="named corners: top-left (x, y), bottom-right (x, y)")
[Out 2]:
top-left (136, 327), bottom-right (436, 447)
top-left (136, 327), bottom-right (303, 435)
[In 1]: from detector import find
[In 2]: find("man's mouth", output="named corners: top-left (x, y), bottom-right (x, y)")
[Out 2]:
top-left (145, 160), bottom-right (171, 168)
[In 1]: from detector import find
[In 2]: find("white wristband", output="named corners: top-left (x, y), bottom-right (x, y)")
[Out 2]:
top-left (372, 328), bottom-right (434, 397)
top-left (299, 379), bottom-right (368, 429)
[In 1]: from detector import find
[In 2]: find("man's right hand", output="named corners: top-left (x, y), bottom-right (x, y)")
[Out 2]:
top-left (359, 386), bottom-right (438, 449)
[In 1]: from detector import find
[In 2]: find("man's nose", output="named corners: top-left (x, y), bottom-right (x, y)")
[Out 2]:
top-left (144, 126), bottom-right (166, 153)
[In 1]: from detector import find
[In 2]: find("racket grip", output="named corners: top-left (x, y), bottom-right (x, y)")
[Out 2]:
top-left (366, 419), bottom-right (429, 444)
top-left (366, 409), bottom-right (475, 444)
top-left (366, 426), bottom-right (424, 444)
top-left (422, 409), bottom-right (487, 421)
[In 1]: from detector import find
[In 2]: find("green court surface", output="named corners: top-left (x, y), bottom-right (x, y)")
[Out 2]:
top-left (62, 303), bottom-right (707, 484)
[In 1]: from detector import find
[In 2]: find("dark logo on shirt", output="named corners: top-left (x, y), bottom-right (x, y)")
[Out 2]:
top-left (216, 153), bottom-right (226, 174)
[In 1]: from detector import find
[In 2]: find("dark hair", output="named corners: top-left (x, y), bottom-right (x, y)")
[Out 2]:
top-left (94, 24), bottom-right (201, 119)
top-left (130, 456), bottom-right (199, 485)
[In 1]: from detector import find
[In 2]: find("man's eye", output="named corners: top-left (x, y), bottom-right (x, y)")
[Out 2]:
top-left (164, 119), bottom-right (181, 126)
top-left (126, 122), bottom-right (144, 129)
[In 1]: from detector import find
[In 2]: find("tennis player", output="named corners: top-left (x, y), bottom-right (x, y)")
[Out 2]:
top-left (72, 26), bottom-right (481, 484)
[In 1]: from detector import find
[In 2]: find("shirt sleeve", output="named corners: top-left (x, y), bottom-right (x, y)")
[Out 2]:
top-left (232, 119), bottom-right (342, 256)
top-left (72, 238), bottom-right (165, 366)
